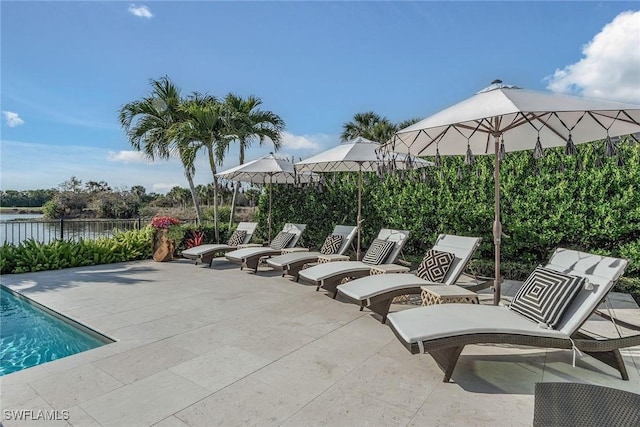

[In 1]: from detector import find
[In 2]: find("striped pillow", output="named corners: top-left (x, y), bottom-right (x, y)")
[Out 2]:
top-left (320, 235), bottom-right (343, 255)
top-left (270, 232), bottom-right (295, 250)
top-left (227, 229), bottom-right (247, 247)
top-left (362, 239), bottom-right (395, 265)
top-left (509, 266), bottom-right (584, 328)
top-left (416, 249), bottom-right (455, 283)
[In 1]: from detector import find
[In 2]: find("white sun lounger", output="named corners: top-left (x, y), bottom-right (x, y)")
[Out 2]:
top-left (298, 228), bottom-right (411, 297)
top-left (387, 248), bottom-right (634, 382)
top-left (337, 234), bottom-right (482, 323)
top-left (265, 225), bottom-right (357, 280)
top-left (225, 223), bottom-right (306, 272)
top-left (181, 222), bottom-right (258, 266)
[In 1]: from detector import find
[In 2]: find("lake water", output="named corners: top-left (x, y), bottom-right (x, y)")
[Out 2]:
top-left (0, 213), bottom-right (45, 221)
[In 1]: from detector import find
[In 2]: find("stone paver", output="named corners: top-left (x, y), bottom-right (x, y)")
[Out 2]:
top-left (1, 259), bottom-right (639, 426)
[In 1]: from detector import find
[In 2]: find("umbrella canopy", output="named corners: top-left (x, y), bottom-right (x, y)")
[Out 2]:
top-left (217, 154), bottom-right (315, 241)
top-left (295, 136), bottom-right (432, 259)
top-left (387, 80), bottom-right (640, 304)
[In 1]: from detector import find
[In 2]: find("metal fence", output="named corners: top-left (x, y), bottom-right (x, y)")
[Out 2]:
top-left (0, 219), bottom-right (143, 245)
top-left (0, 218), bottom-right (212, 246)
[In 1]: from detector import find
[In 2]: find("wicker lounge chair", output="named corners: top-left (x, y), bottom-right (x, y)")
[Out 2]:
top-left (225, 223), bottom-right (306, 272)
top-left (337, 234), bottom-right (482, 323)
top-left (533, 382), bottom-right (640, 427)
top-left (265, 225), bottom-right (357, 280)
top-left (181, 222), bottom-right (258, 266)
top-left (298, 229), bottom-right (411, 297)
top-left (387, 248), bottom-right (640, 382)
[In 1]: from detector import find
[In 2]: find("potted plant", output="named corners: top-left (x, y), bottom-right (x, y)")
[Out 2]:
top-left (150, 216), bottom-right (181, 262)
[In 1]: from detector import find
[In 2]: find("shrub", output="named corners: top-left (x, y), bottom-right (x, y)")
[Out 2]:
top-left (0, 229), bottom-right (152, 274)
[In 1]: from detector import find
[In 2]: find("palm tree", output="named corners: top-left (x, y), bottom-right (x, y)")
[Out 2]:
top-left (342, 113), bottom-right (424, 144)
top-left (171, 93), bottom-right (229, 241)
top-left (341, 111), bottom-right (395, 142)
top-left (223, 93), bottom-right (286, 227)
top-left (396, 117), bottom-right (421, 131)
top-left (118, 76), bottom-right (204, 223)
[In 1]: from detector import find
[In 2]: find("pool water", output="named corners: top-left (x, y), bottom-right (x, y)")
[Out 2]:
top-left (0, 286), bottom-right (111, 376)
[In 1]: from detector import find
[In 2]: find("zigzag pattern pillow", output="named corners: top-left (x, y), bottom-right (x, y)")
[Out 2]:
top-left (509, 266), bottom-right (584, 328)
top-left (227, 229), bottom-right (247, 247)
top-left (416, 249), bottom-right (455, 283)
top-left (320, 235), bottom-right (343, 255)
top-left (362, 239), bottom-right (395, 265)
top-left (270, 231), bottom-right (295, 250)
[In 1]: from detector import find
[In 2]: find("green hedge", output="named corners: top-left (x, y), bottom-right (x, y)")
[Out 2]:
top-left (257, 139), bottom-right (640, 295)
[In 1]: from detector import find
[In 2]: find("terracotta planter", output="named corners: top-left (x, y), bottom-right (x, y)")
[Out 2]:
top-left (153, 229), bottom-right (175, 262)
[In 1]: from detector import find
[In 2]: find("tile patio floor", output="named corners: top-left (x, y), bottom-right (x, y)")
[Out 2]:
top-left (1, 258), bottom-right (639, 426)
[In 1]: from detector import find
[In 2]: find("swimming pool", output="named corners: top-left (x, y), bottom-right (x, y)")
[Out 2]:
top-left (0, 285), bottom-right (113, 376)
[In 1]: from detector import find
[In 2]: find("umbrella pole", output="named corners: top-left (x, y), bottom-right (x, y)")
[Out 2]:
top-left (268, 174), bottom-right (273, 243)
top-left (357, 166), bottom-right (362, 261)
top-left (493, 134), bottom-right (502, 305)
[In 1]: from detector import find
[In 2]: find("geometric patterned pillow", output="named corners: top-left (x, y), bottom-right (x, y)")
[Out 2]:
top-left (227, 229), bottom-right (247, 247)
top-left (509, 266), bottom-right (585, 328)
top-left (320, 234), bottom-right (343, 255)
top-left (362, 238), bottom-right (395, 265)
top-left (416, 249), bottom-right (456, 283)
top-left (270, 231), bottom-right (295, 250)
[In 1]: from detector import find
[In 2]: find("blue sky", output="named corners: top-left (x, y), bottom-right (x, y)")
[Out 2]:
top-left (2, 1), bottom-right (639, 194)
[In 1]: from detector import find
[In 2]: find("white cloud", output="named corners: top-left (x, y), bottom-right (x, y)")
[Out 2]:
top-left (107, 150), bottom-right (150, 164)
top-left (280, 131), bottom-right (322, 150)
top-left (2, 111), bottom-right (25, 127)
top-left (128, 4), bottom-right (153, 19)
top-left (546, 10), bottom-right (640, 103)
top-left (152, 183), bottom-right (180, 193)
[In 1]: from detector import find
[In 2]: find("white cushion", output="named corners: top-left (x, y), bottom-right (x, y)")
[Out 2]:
top-left (387, 304), bottom-right (567, 346)
top-left (338, 274), bottom-right (429, 301)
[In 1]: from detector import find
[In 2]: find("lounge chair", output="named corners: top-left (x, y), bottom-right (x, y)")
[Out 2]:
top-left (266, 225), bottom-right (358, 280)
top-left (298, 228), bottom-right (411, 297)
top-left (337, 234), bottom-right (482, 323)
top-left (181, 222), bottom-right (258, 266)
top-left (225, 223), bottom-right (307, 272)
top-left (387, 248), bottom-right (639, 382)
top-left (533, 382), bottom-right (640, 427)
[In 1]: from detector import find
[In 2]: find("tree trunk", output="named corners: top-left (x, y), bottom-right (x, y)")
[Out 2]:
top-left (229, 183), bottom-right (238, 229)
top-left (206, 146), bottom-right (220, 243)
top-left (185, 172), bottom-right (203, 224)
top-left (229, 142), bottom-right (245, 229)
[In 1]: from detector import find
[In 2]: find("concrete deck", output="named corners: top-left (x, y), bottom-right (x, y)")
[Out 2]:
top-left (1, 258), bottom-right (639, 426)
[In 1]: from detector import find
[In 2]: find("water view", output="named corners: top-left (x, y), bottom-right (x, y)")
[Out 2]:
top-left (0, 213), bottom-right (45, 221)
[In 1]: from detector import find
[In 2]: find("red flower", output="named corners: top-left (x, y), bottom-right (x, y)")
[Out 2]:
top-left (150, 216), bottom-right (180, 229)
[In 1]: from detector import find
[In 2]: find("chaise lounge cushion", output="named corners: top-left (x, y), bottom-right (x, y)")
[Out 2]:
top-left (320, 235), bottom-right (343, 255)
top-left (509, 266), bottom-right (584, 328)
top-left (270, 231), bottom-right (295, 250)
top-left (388, 304), bottom-right (567, 347)
top-left (362, 239), bottom-right (395, 265)
top-left (227, 229), bottom-right (247, 247)
top-left (416, 249), bottom-right (455, 283)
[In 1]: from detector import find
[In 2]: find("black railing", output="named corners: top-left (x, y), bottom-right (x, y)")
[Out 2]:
top-left (0, 217), bottom-right (215, 246)
top-left (0, 219), bottom-right (142, 245)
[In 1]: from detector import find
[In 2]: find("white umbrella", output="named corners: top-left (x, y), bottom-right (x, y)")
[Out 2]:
top-left (387, 80), bottom-right (640, 304)
top-left (217, 154), bottom-right (315, 242)
top-left (295, 136), bottom-right (432, 260)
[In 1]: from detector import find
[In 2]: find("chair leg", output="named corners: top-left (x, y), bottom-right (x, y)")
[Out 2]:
top-left (428, 346), bottom-right (465, 382)
top-left (367, 298), bottom-right (394, 324)
top-left (583, 349), bottom-right (630, 381)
